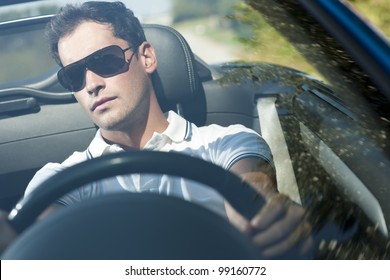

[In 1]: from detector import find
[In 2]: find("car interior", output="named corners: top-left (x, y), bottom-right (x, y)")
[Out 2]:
top-left (1, 7), bottom-right (390, 259)
top-left (1, 21), bottom-right (270, 259)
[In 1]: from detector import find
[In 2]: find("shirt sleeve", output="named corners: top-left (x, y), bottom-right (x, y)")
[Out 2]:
top-left (207, 124), bottom-right (274, 171)
top-left (24, 151), bottom-right (89, 206)
top-left (24, 162), bottom-right (66, 197)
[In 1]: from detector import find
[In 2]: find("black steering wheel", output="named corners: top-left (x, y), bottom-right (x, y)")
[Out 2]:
top-left (3, 151), bottom-right (266, 259)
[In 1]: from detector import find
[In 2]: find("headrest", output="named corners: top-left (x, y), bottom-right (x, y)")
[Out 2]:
top-left (143, 24), bottom-right (206, 126)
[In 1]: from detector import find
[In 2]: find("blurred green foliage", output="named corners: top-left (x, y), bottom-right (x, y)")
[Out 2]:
top-left (171, 0), bottom-right (390, 77)
top-left (172, 0), bottom-right (390, 38)
top-left (172, 0), bottom-right (239, 23)
top-left (348, 0), bottom-right (390, 38)
top-left (230, 1), bottom-right (323, 76)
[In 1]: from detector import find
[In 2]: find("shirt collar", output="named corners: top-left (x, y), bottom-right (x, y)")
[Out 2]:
top-left (87, 111), bottom-right (191, 158)
top-left (163, 110), bottom-right (191, 143)
top-left (87, 131), bottom-right (123, 159)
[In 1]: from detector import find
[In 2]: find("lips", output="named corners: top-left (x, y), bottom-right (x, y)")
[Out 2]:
top-left (91, 96), bottom-right (117, 111)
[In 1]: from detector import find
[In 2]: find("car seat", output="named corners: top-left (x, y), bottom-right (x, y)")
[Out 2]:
top-left (144, 24), bottom-right (208, 127)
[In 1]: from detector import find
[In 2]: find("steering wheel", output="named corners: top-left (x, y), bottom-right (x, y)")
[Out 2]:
top-left (3, 151), bottom-right (266, 259)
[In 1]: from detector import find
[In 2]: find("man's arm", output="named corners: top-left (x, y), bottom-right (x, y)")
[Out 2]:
top-left (0, 203), bottom-right (64, 255)
top-left (225, 157), bottom-right (314, 258)
top-left (0, 210), bottom-right (17, 254)
top-left (37, 203), bottom-right (65, 220)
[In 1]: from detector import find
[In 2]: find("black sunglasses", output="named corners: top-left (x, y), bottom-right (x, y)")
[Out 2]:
top-left (57, 45), bottom-right (137, 92)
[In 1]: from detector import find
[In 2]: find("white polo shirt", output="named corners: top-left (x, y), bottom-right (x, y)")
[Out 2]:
top-left (25, 111), bottom-right (273, 218)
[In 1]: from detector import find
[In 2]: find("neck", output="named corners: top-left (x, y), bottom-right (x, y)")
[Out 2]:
top-left (100, 94), bottom-right (169, 150)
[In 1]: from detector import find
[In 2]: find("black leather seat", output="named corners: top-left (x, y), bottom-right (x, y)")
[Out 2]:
top-left (144, 24), bottom-right (207, 126)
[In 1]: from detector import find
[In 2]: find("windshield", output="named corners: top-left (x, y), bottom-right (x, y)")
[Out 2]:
top-left (1, 0), bottom-right (390, 263)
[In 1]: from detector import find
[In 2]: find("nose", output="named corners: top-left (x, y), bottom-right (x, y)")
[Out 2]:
top-left (85, 69), bottom-right (105, 95)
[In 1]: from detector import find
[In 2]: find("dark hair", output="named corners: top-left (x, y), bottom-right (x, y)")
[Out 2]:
top-left (46, 1), bottom-right (146, 66)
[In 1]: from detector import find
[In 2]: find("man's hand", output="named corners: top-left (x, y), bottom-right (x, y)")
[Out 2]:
top-left (227, 158), bottom-right (315, 259)
top-left (0, 203), bottom-right (63, 256)
top-left (225, 194), bottom-right (314, 259)
top-left (249, 194), bottom-right (313, 258)
top-left (0, 210), bottom-right (17, 255)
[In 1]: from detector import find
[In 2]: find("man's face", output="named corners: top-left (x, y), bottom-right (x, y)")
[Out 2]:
top-left (57, 21), bottom-right (155, 133)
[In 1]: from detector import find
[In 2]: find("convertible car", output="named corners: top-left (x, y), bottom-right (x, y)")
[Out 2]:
top-left (0, 0), bottom-right (389, 259)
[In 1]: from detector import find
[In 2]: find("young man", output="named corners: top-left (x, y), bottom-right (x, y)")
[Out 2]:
top-left (0, 1), bottom-right (313, 258)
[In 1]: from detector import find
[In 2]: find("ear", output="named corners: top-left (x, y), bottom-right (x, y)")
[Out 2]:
top-left (138, 41), bottom-right (157, 74)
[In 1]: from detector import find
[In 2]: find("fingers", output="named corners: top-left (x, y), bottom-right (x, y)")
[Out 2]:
top-left (249, 195), bottom-right (314, 258)
top-left (250, 194), bottom-right (292, 232)
top-left (226, 193), bottom-right (315, 259)
top-left (0, 210), bottom-right (17, 254)
top-left (261, 221), bottom-right (313, 258)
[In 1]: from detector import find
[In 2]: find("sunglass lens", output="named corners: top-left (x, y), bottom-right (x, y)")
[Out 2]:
top-left (58, 63), bottom-right (85, 92)
top-left (88, 46), bottom-right (127, 76)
